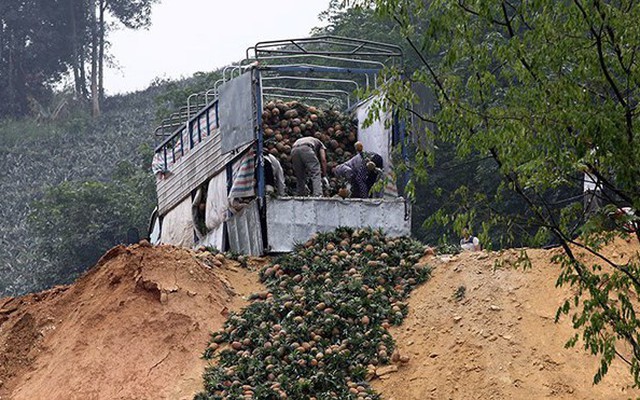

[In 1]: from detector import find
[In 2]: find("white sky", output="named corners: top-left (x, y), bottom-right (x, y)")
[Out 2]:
top-left (105, 0), bottom-right (331, 95)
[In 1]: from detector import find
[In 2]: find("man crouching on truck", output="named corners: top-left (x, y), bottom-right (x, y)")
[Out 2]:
top-left (291, 135), bottom-right (328, 196)
top-left (333, 142), bottom-right (384, 199)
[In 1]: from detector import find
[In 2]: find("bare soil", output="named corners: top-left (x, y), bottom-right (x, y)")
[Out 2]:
top-left (1, 239), bottom-right (639, 399)
top-left (373, 238), bottom-right (640, 400)
top-left (0, 242), bottom-right (264, 400)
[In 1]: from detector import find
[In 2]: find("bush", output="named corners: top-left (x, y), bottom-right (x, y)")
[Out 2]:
top-left (28, 161), bottom-right (156, 288)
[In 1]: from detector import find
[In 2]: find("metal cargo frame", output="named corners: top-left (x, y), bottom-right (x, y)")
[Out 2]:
top-left (152, 36), bottom-right (411, 254)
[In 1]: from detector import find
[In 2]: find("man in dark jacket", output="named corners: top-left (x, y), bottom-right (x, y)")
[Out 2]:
top-left (334, 142), bottom-right (383, 198)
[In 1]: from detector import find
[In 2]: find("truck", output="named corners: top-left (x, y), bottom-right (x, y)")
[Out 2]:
top-left (149, 36), bottom-right (411, 255)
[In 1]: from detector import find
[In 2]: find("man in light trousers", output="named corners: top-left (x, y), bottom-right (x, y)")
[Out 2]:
top-left (291, 136), bottom-right (327, 196)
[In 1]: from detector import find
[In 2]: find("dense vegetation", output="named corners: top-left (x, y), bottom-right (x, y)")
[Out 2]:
top-left (0, 0), bottom-right (158, 118)
top-left (28, 160), bottom-right (156, 286)
top-left (0, 0), bottom-right (160, 293)
top-left (0, 87), bottom-right (160, 296)
top-left (313, 3), bottom-right (536, 247)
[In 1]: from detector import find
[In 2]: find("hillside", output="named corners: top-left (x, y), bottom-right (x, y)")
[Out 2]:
top-left (0, 71), bottom-right (228, 299)
top-left (0, 89), bottom-right (161, 297)
top-left (1, 238), bottom-right (639, 399)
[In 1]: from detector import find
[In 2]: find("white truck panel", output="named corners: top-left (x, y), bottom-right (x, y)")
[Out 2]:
top-left (266, 197), bottom-right (410, 252)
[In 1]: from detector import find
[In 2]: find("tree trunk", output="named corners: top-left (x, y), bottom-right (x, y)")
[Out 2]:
top-left (89, 0), bottom-right (100, 117)
top-left (80, 41), bottom-right (88, 98)
top-left (68, 0), bottom-right (82, 97)
top-left (98, 0), bottom-right (105, 102)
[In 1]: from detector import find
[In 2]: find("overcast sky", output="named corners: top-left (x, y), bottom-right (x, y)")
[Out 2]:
top-left (105, 0), bottom-right (331, 95)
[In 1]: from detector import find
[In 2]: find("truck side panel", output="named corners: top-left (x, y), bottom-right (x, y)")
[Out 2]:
top-left (266, 197), bottom-right (410, 252)
top-left (219, 72), bottom-right (255, 154)
top-left (227, 200), bottom-right (263, 256)
top-left (156, 132), bottom-right (252, 216)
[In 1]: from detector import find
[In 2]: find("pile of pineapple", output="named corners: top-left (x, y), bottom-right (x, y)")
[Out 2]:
top-left (197, 227), bottom-right (431, 400)
top-left (262, 100), bottom-right (359, 196)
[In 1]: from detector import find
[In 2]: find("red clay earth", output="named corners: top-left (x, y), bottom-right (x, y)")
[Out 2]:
top-left (1, 239), bottom-right (639, 399)
top-left (374, 238), bottom-right (640, 400)
top-left (0, 242), bottom-right (264, 400)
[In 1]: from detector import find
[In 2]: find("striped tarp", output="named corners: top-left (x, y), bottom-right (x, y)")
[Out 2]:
top-left (228, 148), bottom-right (256, 201)
top-left (198, 115), bottom-right (208, 140)
top-left (208, 107), bottom-right (218, 135)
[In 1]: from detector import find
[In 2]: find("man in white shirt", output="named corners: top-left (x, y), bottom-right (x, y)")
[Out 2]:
top-left (460, 228), bottom-right (481, 251)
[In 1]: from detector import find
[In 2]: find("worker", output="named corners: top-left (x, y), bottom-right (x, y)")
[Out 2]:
top-left (291, 135), bottom-right (327, 196)
top-left (613, 207), bottom-right (637, 233)
top-left (460, 228), bottom-right (481, 251)
top-left (365, 153), bottom-right (384, 198)
top-left (333, 142), bottom-right (383, 198)
top-left (263, 152), bottom-right (286, 196)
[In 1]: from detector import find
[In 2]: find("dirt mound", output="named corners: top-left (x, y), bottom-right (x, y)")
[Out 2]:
top-left (2, 238), bottom-right (640, 400)
top-left (373, 239), bottom-right (640, 400)
top-left (0, 242), bottom-right (264, 400)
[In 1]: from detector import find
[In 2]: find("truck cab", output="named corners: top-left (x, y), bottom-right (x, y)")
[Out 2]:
top-left (149, 36), bottom-right (411, 255)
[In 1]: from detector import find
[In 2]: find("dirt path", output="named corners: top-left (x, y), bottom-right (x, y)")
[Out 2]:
top-left (0, 243), bottom-right (264, 400)
top-left (373, 240), bottom-right (640, 400)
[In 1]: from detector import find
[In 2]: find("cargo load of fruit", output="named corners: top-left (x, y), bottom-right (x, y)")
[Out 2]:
top-left (149, 36), bottom-right (412, 255)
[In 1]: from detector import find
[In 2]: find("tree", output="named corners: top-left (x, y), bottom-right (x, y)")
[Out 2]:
top-left (65, 0), bottom-right (90, 98)
top-left (350, 0), bottom-right (640, 385)
top-left (0, 0), bottom-right (74, 117)
top-left (28, 156), bottom-right (156, 289)
top-left (89, 0), bottom-right (100, 116)
top-left (0, 0), bottom-right (158, 118)
top-left (316, 0), bottom-right (400, 44)
top-left (88, 0), bottom-right (158, 116)
top-left (312, 3), bottom-right (533, 247)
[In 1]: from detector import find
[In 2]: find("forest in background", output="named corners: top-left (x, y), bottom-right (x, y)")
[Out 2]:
top-left (0, 0), bottom-right (158, 118)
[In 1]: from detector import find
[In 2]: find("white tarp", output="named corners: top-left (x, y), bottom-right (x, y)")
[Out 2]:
top-left (150, 213), bottom-right (161, 245)
top-left (206, 171), bottom-right (229, 229)
top-left (192, 187), bottom-right (206, 240)
top-left (227, 199), bottom-right (263, 256)
top-left (356, 96), bottom-right (398, 197)
top-left (160, 197), bottom-right (194, 247)
top-left (356, 96), bottom-right (392, 173)
top-left (199, 224), bottom-right (224, 251)
top-left (202, 172), bottom-right (228, 250)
